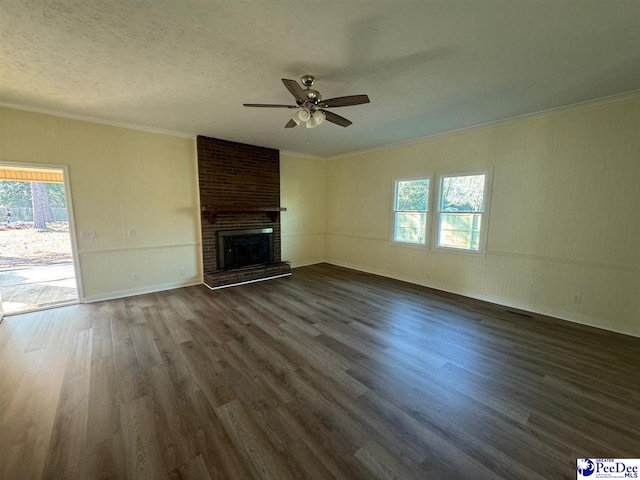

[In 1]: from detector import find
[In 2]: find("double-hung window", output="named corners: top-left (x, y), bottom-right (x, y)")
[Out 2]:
top-left (391, 170), bottom-right (491, 253)
top-left (435, 171), bottom-right (491, 253)
top-left (392, 178), bottom-right (430, 245)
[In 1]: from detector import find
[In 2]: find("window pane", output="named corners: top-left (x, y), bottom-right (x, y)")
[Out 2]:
top-left (397, 179), bottom-right (429, 211)
top-left (394, 212), bottom-right (426, 243)
top-left (437, 213), bottom-right (482, 250)
top-left (440, 174), bottom-right (485, 212)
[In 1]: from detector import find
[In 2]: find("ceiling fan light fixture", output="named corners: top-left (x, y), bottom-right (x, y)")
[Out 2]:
top-left (306, 114), bottom-right (318, 129)
top-left (314, 110), bottom-right (326, 126)
top-left (297, 108), bottom-right (310, 122)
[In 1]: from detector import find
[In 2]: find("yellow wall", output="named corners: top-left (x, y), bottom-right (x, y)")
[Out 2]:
top-left (0, 107), bottom-right (201, 301)
top-left (3, 97), bottom-right (639, 337)
top-left (280, 153), bottom-right (326, 267)
top-left (325, 95), bottom-right (640, 336)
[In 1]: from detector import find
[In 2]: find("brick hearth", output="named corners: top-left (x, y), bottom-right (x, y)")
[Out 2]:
top-left (203, 261), bottom-right (291, 289)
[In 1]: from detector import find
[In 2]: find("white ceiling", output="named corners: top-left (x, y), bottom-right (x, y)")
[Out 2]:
top-left (2, 1), bottom-right (639, 157)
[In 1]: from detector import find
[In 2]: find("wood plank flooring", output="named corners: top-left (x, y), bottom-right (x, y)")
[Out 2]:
top-left (1, 263), bottom-right (639, 479)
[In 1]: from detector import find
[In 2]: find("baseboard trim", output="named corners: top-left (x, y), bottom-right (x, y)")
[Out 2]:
top-left (324, 259), bottom-right (639, 339)
top-left (83, 280), bottom-right (203, 303)
top-left (290, 258), bottom-right (326, 268)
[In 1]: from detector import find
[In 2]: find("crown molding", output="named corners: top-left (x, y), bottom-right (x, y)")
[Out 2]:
top-left (4, 87), bottom-right (640, 156)
top-left (280, 150), bottom-right (326, 160)
top-left (324, 88), bottom-right (640, 161)
top-left (0, 102), bottom-right (196, 139)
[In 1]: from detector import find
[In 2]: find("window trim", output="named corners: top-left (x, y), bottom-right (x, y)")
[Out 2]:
top-left (389, 175), bottom-right (433, 247)
top-left (432, 168), bottom-right (493, 255)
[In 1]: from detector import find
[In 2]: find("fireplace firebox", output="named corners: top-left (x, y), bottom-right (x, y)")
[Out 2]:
top-left (218, 228), bottom-right (274, 270)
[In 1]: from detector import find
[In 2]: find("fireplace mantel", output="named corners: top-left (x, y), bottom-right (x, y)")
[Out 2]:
top-left (201, 205), bottom-right (287, 223)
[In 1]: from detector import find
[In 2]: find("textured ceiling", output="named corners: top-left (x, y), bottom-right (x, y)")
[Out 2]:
top-left (2, 1), bottom-right (639, 157)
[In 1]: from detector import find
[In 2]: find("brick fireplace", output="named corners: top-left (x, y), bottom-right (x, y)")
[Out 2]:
top-left (197, 136), bottom-right (290, 288)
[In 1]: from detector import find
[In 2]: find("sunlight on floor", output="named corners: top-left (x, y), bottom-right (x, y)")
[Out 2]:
top-left (0, 263), bottom-right (77, 314)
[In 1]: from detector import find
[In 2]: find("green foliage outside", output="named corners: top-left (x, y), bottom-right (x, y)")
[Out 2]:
top-left (46, 183), bottom-right (67, 207)
top-left (0, 181), bottom-right (31, 208)
top-left (440, 175), bottom-right (485, 212)
top-left (0, 181), bottom-right (66, 208)
top-left (396, 179), bottom-right (428, 211)
top-left (396, 175), bottom-right (485, 213)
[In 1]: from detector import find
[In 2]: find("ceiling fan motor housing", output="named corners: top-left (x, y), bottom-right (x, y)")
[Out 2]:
top-left (305, 89), bottom-right (321, 104)
top-left (301, 75), bottom-right (321, 104)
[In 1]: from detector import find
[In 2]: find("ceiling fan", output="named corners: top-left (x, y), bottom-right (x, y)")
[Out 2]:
top-left (243, 75), bottom-right (370, 129)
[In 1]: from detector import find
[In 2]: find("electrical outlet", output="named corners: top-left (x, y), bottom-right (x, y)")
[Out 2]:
top-left (179, 267), bottom-right (185, 276)
top-left (128, 229), bottom-right (136, 238)
top-left (81, 230), bottom-right (97, 239)
top-left (132, 273), bottom-right (139, 281)
top-left (572, 293), bottom-right (581, 304)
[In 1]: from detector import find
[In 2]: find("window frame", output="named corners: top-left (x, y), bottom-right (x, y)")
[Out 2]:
top-left (390, 175), bottom-right (433, 247)
top-left (432, 169), bottom-right (493, 255)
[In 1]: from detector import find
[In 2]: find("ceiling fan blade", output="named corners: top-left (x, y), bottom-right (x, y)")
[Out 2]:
top-left (322, 110), bottom-right (352, 127)
top-left (243, 103), bottom-right (298, 108)
top-left (282, 79), bottom-right (307, 103)
top-left (320, 94), bottom-right (370, 108)
top-left (285, 119), bottom-right (298, 128)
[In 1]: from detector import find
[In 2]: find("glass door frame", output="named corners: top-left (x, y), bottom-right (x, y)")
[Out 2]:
top-left (0, 160), bottom-right (84, 314)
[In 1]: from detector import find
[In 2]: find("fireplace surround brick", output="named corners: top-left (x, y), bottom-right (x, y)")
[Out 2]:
top-left (197, 136), bottom-right (285, 279)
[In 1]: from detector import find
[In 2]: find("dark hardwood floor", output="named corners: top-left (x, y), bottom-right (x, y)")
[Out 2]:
top-left (1, 263), bottom-right (639, 479)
